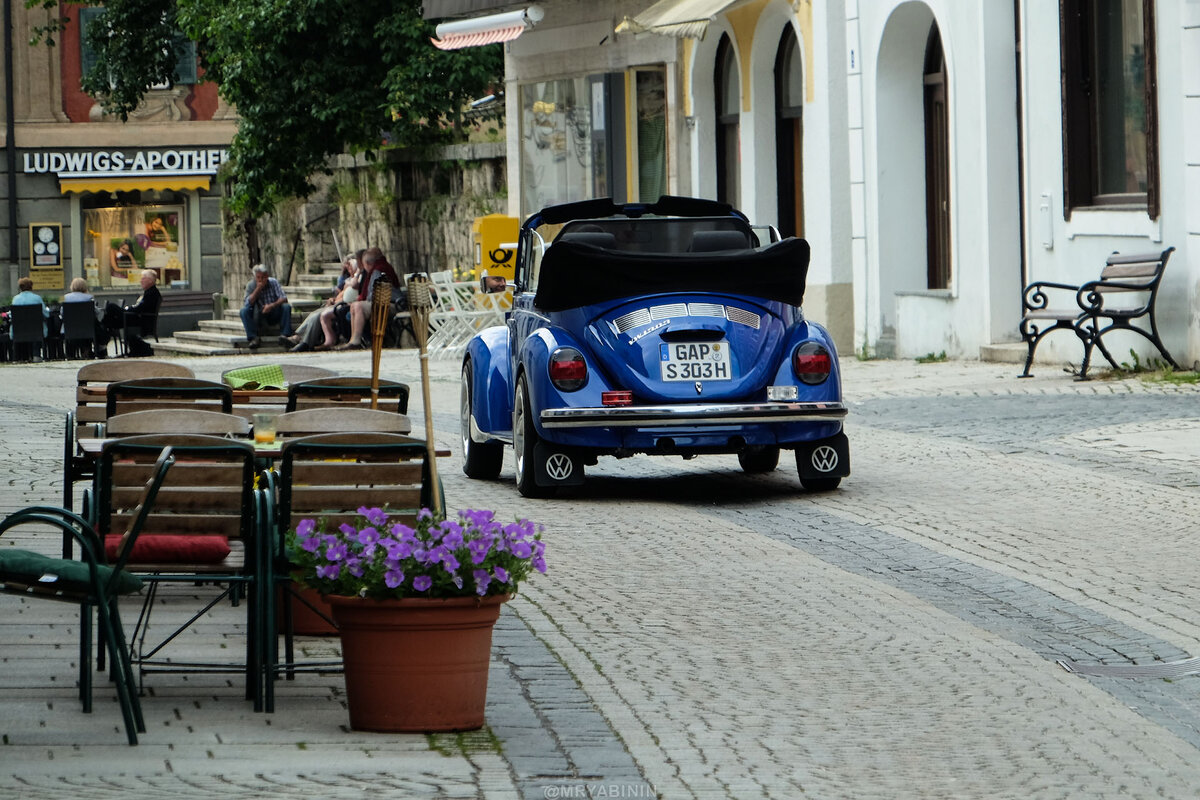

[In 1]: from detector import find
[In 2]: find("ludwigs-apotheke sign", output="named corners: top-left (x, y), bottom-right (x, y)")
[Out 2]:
top-left (22, 148), bottom-right (230, 177)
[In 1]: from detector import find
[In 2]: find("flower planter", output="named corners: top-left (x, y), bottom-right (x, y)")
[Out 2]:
top-left (326, 593), bottom-right (509, 732)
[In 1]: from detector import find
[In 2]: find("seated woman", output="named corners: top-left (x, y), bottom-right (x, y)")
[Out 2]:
top-left (61, 277), bottom-right (110, 357)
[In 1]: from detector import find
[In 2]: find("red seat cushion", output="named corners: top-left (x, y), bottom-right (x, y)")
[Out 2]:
top-left (105, 535), bottom-right (231, 564)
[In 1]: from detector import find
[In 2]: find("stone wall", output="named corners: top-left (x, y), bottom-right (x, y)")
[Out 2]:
top-left (224, 142), bottom-right (508, 298)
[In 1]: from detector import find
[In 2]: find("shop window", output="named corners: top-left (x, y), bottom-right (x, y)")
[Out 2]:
top-left (715, 35), bottom-right (740, 208)
top-left (82, 199), bottom-right (187, 289)
top-left (78, 7), bottom-right (198, 87)
top-left (520, 75), bottom-right (623, 215)
top-left (1060, 0), bottom-right (1158, 216)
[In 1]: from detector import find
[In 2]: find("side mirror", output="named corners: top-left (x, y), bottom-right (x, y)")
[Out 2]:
top-left (481, 276), bottom-right (507, 294)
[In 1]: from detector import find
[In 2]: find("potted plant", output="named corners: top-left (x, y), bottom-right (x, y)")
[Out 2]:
top-left (286, 506), bottom-right (546, 732)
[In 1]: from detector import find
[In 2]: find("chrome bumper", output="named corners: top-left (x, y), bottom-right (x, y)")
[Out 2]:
top-left (540, 401), bottom-right (847, 429)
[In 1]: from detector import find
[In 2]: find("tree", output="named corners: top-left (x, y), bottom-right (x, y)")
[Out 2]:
top-left (28, 0), bottom-right (503, 216)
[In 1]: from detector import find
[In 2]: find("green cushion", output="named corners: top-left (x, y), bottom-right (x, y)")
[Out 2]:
top-left (223, 364), bottom-right (287, 390)
top-left (0, 549), bottom-right (143, 595)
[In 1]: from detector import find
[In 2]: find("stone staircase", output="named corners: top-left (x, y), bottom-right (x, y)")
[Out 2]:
top-left (152, 264), bottom-right (342, 356)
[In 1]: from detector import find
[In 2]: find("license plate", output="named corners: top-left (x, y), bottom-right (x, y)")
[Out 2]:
top-left (660, 341), bottom-right (732, 381)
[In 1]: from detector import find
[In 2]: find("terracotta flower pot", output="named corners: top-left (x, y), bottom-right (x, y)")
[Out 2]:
top-left (326, 593), bottom-right (510, 732)
top-left (277, 584), bottom-right (339, 636)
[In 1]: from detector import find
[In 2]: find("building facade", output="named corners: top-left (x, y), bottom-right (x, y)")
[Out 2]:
top-left (1, 3), bottom-right (234, 332)
top-left (426, 0), bottom-right (1199, 369)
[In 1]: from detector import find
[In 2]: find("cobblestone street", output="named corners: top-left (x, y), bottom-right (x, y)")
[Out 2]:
top-left (1, 352), bottom-right (1198, 799)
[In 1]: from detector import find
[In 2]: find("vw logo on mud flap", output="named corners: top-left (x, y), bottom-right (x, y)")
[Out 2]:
top-left (811, 446), bottom-right (839, 473)
top-left (545, 453), bottom-right (574, 481)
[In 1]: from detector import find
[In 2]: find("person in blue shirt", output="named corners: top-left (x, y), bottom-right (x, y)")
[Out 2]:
top-left (12, 276), bottom-right (49, 336)
top-left (11, 276), bottom-right (49, 361)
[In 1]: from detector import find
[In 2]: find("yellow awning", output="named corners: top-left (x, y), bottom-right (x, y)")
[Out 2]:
top-left (59, 175), bottom-right (212, 194)
top-left (615, 0), bottom-right (746, 38)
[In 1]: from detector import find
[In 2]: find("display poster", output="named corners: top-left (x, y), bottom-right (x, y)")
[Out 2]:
top-left (28, 222), bottom-right (64, 291)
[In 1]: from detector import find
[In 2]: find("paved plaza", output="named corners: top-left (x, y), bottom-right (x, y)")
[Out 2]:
top-left (1, 351), bottom-right (1199, 799)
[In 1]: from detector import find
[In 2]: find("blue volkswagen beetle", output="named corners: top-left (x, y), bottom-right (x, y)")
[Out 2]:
top-left (460, 196), bottom-right (849, 498)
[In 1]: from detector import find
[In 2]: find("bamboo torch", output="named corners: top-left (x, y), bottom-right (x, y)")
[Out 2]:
top-left (405, 274), bottom-right (442, 513)
top-left (369, 279), bottom-right (392, 410)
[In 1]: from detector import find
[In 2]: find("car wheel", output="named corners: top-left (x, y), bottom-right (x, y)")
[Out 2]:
top-left (461, 360), bottom-right (503, 479)
top-left (513, 375), bottom-right (553, 498)
top-left (737, 445), bottom-right (780, 473)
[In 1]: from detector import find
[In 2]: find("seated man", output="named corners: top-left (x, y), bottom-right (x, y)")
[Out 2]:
top-left (103, 269), bottom-right (161, 357)
top-left (240, 263), bottom-right (293, 349)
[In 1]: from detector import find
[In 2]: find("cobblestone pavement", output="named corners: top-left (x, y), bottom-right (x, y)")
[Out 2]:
top-left (1, 352), bottom-right (1198, 799)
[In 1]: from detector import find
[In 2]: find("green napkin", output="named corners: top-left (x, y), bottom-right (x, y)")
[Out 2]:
top-left (223, 364), bottom-right (287, 390)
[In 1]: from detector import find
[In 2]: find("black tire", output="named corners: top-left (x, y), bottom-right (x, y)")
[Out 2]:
top-left (513, 375), bottom-right (553, 497)
top-left (461, 360), bottom-right (503, 479)
top-left (738, 445), bottom-right (780, 473)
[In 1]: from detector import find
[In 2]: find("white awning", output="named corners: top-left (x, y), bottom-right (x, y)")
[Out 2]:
top-left (431, 6), bottom-right (544, 50)
top-left (615, 0), bottom-right (745, 39)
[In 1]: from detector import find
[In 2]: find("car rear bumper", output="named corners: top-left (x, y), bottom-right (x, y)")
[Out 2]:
top-left (540, 401), bottom-right (847, 428)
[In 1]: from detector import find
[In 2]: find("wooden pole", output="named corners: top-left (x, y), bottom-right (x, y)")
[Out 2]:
top-left (405, 274), bottom-right (442, 514)
top-left (369, 280), bottom-right (392, 410)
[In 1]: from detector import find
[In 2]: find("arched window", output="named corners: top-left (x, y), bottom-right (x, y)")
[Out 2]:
top-left (714, 35), bottom-right (740, 207)
top-left (774, 30), bottom-right (803, 238)
top-left (923, 24), bottom-right (951, 290)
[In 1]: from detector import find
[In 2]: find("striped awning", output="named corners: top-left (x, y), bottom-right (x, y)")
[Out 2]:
top-left (432, 24), bottom-right (526, 50)
top-left (59, 175), bottom-right (212, 194)
top-left (430, 6), bottom-right (542, 50)
top-left (615, 0), bottom-right (745, 39)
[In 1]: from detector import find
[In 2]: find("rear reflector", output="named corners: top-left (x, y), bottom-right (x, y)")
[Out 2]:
top-left (602, 390), bottom-right (633, 406)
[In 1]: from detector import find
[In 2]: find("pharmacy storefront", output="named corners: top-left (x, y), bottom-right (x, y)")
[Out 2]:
top-left (20, 146), bottom-right (227, 312)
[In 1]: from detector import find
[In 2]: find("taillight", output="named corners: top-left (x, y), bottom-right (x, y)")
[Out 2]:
top-left (549, 347), bottom-right (587, 391)
top-left (792, 342), bottom-right (832, 385)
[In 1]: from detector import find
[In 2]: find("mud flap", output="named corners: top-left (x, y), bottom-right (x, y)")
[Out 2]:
top-left (533, 441), bottom-right (586, 486)
top-left (795, 432), bottom-right (851, 480)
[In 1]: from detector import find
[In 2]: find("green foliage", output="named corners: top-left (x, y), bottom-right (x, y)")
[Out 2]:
top-left (915, 351), bottom-right (947, 364)
top-left (33, 0), bottom-right (503, 217)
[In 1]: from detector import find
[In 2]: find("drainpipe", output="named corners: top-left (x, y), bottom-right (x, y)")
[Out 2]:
top-left (4, 0), bottom-right (19, 279)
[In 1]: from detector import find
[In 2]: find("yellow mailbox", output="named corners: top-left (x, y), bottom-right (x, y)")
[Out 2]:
top-left (472, 214), bottom-right (518, 282)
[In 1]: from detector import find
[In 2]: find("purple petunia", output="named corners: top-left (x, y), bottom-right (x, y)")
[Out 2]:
top-left (412, 575), bottom-right (432, 592)
top-left (473, 569), bottom-right (491, 595)
top-left (385, 568), bottom-right (405, 588)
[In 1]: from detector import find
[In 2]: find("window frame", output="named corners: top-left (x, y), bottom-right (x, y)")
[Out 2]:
top-left (1059, 0), bottom-right (1159, 219)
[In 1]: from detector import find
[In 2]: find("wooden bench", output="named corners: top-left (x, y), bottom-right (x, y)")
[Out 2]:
top-left (1019, 247), bottom-right (1177, 379)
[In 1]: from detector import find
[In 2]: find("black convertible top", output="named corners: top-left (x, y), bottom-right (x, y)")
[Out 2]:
top-left (533, 237), bottom-right (810, 312)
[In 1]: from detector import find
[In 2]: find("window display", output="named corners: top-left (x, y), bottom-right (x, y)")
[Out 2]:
top-left (84, 204), bottom-right (186, 288)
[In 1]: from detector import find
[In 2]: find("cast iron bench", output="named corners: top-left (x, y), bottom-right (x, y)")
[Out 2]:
top-left (1018, 247), bottom-right (1177, 379)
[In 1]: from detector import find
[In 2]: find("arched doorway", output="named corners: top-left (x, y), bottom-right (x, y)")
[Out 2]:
top-left (774, 30), bottom-right (803, 238)
top-left (714, 35), bottom-right (740, 207)
top-left (923, 24), bottom-right (950, 289)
